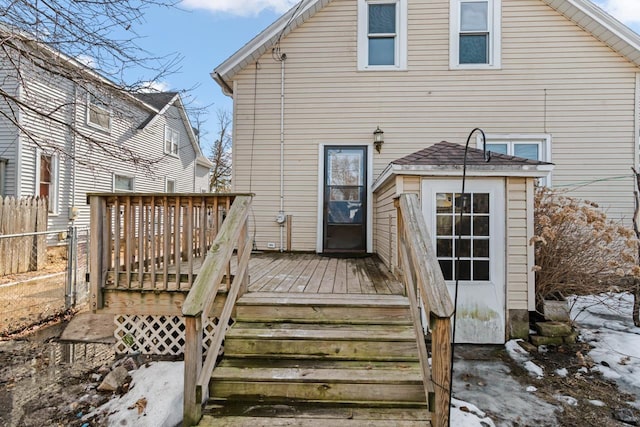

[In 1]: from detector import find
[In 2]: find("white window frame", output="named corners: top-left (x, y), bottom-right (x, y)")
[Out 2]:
top-left (357, 0), bottom-right (408, 71)
top-left (35, 150), bottom-right (59, 215)
top-left (86, 93), bottom-right (112, 131)
top-left (477, 133), bottom-right (552, 185)
top-left (165, 177), bottom-right (176, 193)
top-left (449, 0), bottom-right (502, 70)
top-left (113, 173), bottom-right (135, 192)
top-left (164, 126), bottom-right (180, 156)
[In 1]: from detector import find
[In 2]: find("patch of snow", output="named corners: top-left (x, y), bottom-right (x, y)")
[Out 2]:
top-left (554, 395), bottom-right (578, 407)
top-left (538, 345), bottom-right (549, 353)
top-left (505, 339), bottom-right (530, 363)
top-left (87, 361), bottom-right (183, 427)
top-left (555, 368), bottom-right (568, 378)
top-left (572, 293), bottom-right (640, 401)
top-left (524, 361), bottom-right (544, 378)
top-left (526, 386), bottom-right (538, 392)
top-left (451, 398), bottom-right (496, 427)
top-left (588, 399), bottom-right (606, 407)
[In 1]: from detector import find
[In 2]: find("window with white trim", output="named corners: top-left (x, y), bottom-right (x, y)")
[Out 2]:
top-left (478, 134), bottom-right (552, 184)
top-left (164, 126), bottom-right (179, 156)
top-left (87, 93), bottom-right (111, 130)
top-left (357, 0), bottom-right (407, 70)
top-left (450, 0), bottom-right (501, 69)
top-left (165, 177), bottom-right (176, 193)
top-left (113, 174), bottom-right (134, 192)
top-left (36, 152), bottom-right (59, 214)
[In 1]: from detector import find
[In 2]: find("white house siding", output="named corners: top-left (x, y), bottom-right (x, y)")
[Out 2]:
top-left (230, 0), bottom-right (639, 251)
top-left (0, 56), bottom-right (206, 232)
top-left (0, 65), bottom-right (20, 197)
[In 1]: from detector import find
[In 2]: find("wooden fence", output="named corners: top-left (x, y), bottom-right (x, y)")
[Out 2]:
top-left (0, 197), bottom-right (48, 276)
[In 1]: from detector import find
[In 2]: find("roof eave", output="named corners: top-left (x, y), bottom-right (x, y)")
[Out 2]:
top-left (212, 0), bottom-right (331, 84)
top-left (373, 163), bottom-right (553, 192)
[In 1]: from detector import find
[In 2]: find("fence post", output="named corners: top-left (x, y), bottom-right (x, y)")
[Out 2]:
top-left (66, 225), bottom-right (78, 309)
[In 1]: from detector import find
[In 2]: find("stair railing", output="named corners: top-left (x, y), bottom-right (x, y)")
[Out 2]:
top-left (181, 195), bottom-right (253, 427)
top-left (396, 193), bottom-right (454, 427)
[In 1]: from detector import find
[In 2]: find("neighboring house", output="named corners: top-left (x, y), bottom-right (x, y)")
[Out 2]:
top-left (0, 30), bottom-right (212, 232)
top-left (212, 0), bottom-right (640, 343)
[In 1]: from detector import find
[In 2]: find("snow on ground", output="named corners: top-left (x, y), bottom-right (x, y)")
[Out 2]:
top-left (571, 293), bottom-right (640, 403)
top-left (84, 292), bottom-right (640, 426)
top-left (86, 361), bottom-right (184, 427)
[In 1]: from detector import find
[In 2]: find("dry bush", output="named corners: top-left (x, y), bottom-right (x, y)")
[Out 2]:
top-left (532, 187), bottom-right (639, 309)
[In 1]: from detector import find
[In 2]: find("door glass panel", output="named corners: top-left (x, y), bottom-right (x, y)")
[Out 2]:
top-left (435, 191), bottom-right (491, 282)
top-left (324, 147), bottom-right (366, 252)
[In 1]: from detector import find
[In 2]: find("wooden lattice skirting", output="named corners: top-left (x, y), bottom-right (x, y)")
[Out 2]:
top-left (114, 314), bottom-right (221, 356)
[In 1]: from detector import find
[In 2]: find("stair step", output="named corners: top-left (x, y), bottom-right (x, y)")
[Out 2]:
top-left (235, 293), bottom-right (411, 324)
top-left (200, 403), bottom-right (431, 426)
top-left (217, 358), bottom-right (422, 371)
top-left (227, 322), bottom-right (416, 341)
top-left (199, 415), bottom-right (431, 427)
top-left (210, 362), bottom-right (427, 404)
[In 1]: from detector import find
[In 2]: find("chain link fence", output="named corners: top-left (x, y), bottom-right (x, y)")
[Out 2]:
top-left (0, 226), bottom-right (90, 335)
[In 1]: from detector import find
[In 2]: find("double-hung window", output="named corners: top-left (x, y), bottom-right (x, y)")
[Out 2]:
top-left (357, 0), bottom-right (407, 70)
top-left (450, 0), bottom-right (501, 69)
top-left (165, 126), bottom-right (179, 156)
top-left (87, 93), bottom-right (111, 130)
top-left (36, 151), bottom-right (59, 214)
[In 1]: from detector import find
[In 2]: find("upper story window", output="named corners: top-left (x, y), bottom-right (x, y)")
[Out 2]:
top-left (113, 173), bottom-right (134, 192)
top-left (357, 0), bottom-right (407, 71)
top-left (36, 152), bottom-right (58, 214)
top-left (87, 93), bottom-right (111, 131)
top-left (450, 0), bottom-right (501, 69)
top-left (165, 126), bottom-right (179, 156)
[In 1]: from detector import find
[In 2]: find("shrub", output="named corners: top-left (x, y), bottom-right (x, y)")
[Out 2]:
top-left (531, 187), bottom-right (639, 310)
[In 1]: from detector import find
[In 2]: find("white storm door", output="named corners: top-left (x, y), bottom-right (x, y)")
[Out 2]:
top-left (422, 178), bottom-right (506, 344)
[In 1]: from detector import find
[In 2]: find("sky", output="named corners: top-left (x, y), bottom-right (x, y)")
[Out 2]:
top-left (128, 0), bottom-right (640, 152)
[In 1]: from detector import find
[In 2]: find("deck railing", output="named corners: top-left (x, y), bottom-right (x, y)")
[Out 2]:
top-left (88, 193), bottom-right (242, 311)
top-left (396, 193), bottom-right (454, 427)
top-left (181, 195), bottom-right (252, 427)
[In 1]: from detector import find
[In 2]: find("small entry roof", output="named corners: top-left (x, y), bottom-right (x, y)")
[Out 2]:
top-left (373, 141), bottom-right (554, 191)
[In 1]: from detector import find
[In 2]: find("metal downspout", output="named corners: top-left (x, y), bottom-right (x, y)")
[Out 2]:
top-left (279, 56), bottom-right (286, 252)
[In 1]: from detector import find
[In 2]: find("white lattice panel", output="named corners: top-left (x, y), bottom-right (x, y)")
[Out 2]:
top-left (114, 315), bottom-right (221, 356)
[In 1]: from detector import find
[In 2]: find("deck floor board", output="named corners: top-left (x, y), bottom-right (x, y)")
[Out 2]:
top-left (244, 254), bottom-right (402, 295)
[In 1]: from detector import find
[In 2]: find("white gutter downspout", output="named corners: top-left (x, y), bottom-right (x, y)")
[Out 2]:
top-left (278, 55), bottom-right (287, 252)
top-left (68, 83), bottom-right (78, 223)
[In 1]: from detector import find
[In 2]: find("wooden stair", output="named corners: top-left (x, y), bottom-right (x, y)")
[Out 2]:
top-left (198, 292), bottom-right (432, 426)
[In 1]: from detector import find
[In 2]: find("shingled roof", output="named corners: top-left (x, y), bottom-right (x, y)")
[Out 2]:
top-left (393, 141), bottom-right (551, 167)
top-left (373, 141), bottom-right (554, 191)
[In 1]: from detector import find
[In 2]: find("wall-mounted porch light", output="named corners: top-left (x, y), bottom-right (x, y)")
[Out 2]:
top-left (373, 126), bottom-right (384, 153)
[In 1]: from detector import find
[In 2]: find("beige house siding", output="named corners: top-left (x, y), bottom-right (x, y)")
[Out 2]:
top-left (506, 177), bottom-right (532, 312)
top-left (373, 178), bottom-right (397, 270)
top-left (230, 0), bottom-right (639, 251)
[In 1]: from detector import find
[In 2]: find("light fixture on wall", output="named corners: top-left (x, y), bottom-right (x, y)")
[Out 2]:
top-left (373, 126), bottom-right (384, 153)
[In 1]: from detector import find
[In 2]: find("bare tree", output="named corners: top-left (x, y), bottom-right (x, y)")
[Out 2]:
top-left (0, 0), bottom-right (181, 172)
top-left (209, 109), bottom-right (232, 192)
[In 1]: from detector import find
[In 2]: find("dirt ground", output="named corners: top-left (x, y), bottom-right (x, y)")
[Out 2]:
top-left (2, 317), bottom-right (640, 426)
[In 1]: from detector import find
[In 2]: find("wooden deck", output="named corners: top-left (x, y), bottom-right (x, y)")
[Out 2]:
top-left (243, 253), bottom-right (404, 295)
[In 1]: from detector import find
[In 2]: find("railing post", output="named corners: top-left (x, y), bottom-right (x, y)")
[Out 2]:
top-left (89, 196), bottom-right (107, 312)
top-left (237, 219), bottom-right (249, 298)
top-left (183, 314), bottom-right (203, 427)
top-left (431, 316), bottom-right (452, 427)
